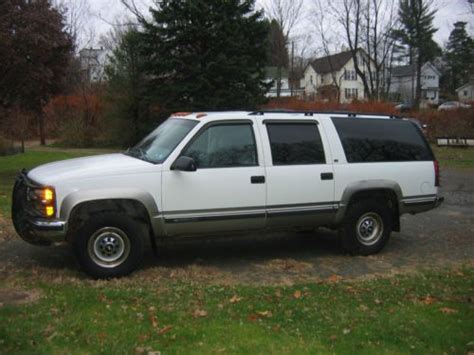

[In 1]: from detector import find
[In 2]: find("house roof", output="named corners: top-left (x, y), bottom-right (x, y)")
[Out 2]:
top-left (391, 62), bottom-right (441, 77)
top-left (391, 64), bottom-right (416, 77)
top-left (308, 50), bottom-right (354, 74)
top-left (265, 66), bottom-right (289, 79)
top-left (456, 82), bottom-right (474, 92)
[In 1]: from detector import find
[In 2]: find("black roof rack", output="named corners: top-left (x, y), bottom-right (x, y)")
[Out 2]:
top-left (248, 110), bottom-right (400, 119)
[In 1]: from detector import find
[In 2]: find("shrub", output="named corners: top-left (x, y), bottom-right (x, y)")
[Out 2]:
top-left (44, 92), bottom-right (104, 147)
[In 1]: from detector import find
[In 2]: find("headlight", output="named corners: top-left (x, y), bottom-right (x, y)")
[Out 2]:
top-left (27, 186), bottom-right (56, 217)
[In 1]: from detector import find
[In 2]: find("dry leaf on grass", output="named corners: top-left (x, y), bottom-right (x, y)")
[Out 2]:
top-left (293, 290), bottom-right (302, 299)
top-left (149, 314), bottom-right (158, 328)
top-left (158, 325), bottom-right (173, 335)
top-left (256, 310), bottom-right (272, 318)
top-left (193, 309), bottom-right (208, 318)
top-left (440, 307), bottom-right (458, 314)
top-left (229, 295), bottom-right (242, 304)
top-left (420, 295), bottom-right (436, 305)
top-left (327, 274), bottom-right (342, 283)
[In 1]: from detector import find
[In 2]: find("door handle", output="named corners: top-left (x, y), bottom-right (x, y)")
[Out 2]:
top-left (320, 172), bottom-right (333, 180)
top-left (251, 176), bottom-right (265, 184)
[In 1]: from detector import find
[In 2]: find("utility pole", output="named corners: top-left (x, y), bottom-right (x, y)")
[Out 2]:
top-left (291, 41), bottom-right (294, 96)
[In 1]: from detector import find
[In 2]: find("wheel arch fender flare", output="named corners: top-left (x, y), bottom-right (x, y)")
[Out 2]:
top-left (60, 188), bottom-right (162, 235)
top-left (335, 180), bottom-right (403, 224)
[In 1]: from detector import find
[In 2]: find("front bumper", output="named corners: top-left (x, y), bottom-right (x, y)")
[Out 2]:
top-left (11, 171), bottom-right (66, 245)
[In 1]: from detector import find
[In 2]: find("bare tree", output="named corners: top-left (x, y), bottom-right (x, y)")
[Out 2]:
top-left (311, 0), bottom-right (345, 102)
top-left (313, 0), bottom-right (399, 100)
top-left (55, 0), bottom-right (93, 51)
top-left (264, 0), bottom-right (304, 97)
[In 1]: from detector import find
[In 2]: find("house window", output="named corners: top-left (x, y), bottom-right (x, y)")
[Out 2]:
top-left (464, 91), bottom-right (468, 96)
top-left (345, 88), bottom-right (358, 99)
top-left (344, 70), bottom-right (356, 81)
top-left (310, 75), bottom-right (313, 84)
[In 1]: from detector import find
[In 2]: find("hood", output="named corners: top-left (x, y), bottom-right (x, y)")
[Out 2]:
top-left (28, 153), bottom-right (156, 185)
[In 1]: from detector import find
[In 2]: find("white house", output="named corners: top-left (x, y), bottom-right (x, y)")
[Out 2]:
top-left (79, 47), bottom-right (107, 83)
top-left (264, 66), bottom-right (291, 98)
top-left (456, 82), bottom-right (474, 102)
top-left (389, 62), bottom-right (440, 106)
top-left (302, 49), bottom-right (366, 103)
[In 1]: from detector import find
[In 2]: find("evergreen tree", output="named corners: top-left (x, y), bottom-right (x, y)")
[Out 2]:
top-left (393, 0), bottom-right (438, 108)
top-left (105, 28), bottom-right (150, 146)
top-left (140, 0), bottom-right (269, 113)
top-left (444, 21), bottom-right (474, 94)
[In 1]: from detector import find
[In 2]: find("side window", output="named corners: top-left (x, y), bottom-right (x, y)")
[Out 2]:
top-left (331, 117), bottom-right (433, 163)
top-left (182, 123), bottom-right (258, 168)
top-left (266, 123), bottom-right (326, 165)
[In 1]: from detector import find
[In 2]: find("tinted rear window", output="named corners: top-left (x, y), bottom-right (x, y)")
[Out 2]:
top-left (331, 118), bottom-right (433, 163)
top-left (266, 123), bottom-right (326, 165)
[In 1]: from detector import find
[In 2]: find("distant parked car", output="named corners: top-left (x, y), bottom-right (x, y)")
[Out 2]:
top-left (394, 102), bottom-right (413, 112)
top-left (438, 101), bottom-right (471, 111)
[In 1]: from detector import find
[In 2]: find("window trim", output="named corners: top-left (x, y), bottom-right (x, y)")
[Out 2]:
top-left (178, 120), bottom-right (259, 169)
top-left (265, 121), bottom-right (327, 166)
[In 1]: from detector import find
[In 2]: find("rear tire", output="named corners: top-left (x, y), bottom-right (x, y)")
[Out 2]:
top-left (73, 213), bottom-right (144, 278)
top-left (339, 199), bottom-right (392, 255)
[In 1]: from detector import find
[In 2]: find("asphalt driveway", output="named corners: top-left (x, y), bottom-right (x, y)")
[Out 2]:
top-left (0, 168), bottom-right (473, 285)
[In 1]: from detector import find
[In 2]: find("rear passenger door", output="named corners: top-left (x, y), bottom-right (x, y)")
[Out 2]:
top-left (260, 120), bottom-right (336, 228)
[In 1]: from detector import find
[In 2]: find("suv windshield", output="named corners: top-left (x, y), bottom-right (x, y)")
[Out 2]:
top-left (125, 118), bottom-right (199, 164)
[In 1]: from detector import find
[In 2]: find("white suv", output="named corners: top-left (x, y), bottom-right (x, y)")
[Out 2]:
top-left (12, 111), bottom-right (443, 278)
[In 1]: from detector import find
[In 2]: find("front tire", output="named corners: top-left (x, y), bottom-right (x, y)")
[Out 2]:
top-left (339, 199), bottom-right (392, 255)
top-left (73, 213), bottom-right (144, 278)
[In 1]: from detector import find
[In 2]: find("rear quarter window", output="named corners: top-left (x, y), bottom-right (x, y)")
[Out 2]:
top-left (331, 117), bottom-right (433, 163)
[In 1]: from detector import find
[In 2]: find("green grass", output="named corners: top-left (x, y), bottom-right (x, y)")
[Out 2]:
top-left (1, 267), bottom-right (473, 354)
top-left (432, 145), bottom-right (474, 169)
top-left (0, 148), bottom-right (114, 217)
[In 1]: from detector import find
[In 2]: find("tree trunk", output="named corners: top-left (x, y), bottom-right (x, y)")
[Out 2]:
top-left (415, 59), bottom-right (422, 109)
top-left (37, 111), bottom-right (46, 145)
top-left (276, 65), bottom-right (282, 98)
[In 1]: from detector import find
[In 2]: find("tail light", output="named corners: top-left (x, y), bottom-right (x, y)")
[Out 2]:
top-left (434, 160), bottom-right (440, 187)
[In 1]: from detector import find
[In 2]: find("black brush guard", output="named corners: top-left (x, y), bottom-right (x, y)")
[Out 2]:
top-left (11, 170), bottom-right (52, 246)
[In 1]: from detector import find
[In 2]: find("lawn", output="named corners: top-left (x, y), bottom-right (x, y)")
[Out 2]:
top-left (432, 145), bottom-right (474, 169)
top-left (0, 267), bottom-right (473, 353)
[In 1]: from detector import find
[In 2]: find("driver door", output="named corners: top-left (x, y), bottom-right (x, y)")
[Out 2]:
top-left (161, 119), bottom-right (266, 236)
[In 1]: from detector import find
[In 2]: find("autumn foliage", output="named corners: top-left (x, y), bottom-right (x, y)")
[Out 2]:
top-left (43, 93), bottom-right (104, 146)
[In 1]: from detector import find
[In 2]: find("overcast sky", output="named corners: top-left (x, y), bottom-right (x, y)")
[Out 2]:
top-left (84, 0), bottom-right (473, 54)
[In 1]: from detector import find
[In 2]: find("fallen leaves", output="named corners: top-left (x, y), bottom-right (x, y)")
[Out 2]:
top-left (193, 309), bottom-right (208, 318)
top-left (229, 295), bottom-right (242, 304)
top-left (439, 307), bottom-right (458, 314)
top-left (327, 274), bottom-right (342, 283)
top-left (256, 310), bottom-right (272, 318)
top-left (248, 310), bottom-right (273, 321)
top-left (158, 325), bottom-right (173, 335)
top-left (293, 290), bottom-right (302, 299)
top-left (420, 295), bottom-right (436, 305)
top-left (149, 314), bottom-right (158, 328)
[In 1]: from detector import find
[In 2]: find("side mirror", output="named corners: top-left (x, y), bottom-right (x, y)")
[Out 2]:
top-left (171, 156), bottom-right (197, 172)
